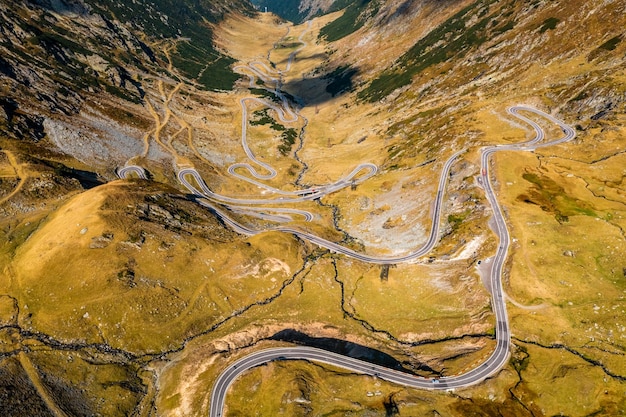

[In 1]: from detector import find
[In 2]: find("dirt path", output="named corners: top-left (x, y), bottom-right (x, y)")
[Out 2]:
top-left (139, 38), bottom-right (186, 161)
top-left (18, 352), bottom-right (70, 417)
top-left (0, 150), bottom-right (28, 206)
top-left (143, 81), bottom-right (184, 162)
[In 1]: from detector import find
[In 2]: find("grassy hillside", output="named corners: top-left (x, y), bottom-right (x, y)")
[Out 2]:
top-left (84, 0), bottom-right (255, 90)
top-left (361, 0), bottom-right (515, 101)
top-left (1, 179), bottom-right (305, 415)
top-left (319, 0), bottom-right (380, 41)
top-left (188, 2), bottom-right (626, 415)
top-left (1, 0), bottom-right (625, 415)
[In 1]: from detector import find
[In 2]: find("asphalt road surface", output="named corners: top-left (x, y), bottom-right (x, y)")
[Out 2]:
top-left (116, 165), bottom-right (148, 179)
top-left (206, 106), bottom-right (576, 417)
top-left (115, 43), bottom-right (575, 414)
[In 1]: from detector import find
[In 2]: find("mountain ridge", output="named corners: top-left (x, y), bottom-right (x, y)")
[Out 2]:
top-left (251, 0), bottom-right (360, 23)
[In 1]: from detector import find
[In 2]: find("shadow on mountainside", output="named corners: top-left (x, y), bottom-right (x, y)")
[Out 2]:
top-left (270, 329), bottom-right (437, 375)
top-left (279, 66), bottom-right (360, 107)
top-left (272, 52), bottom-right (328, 68)
top-left (42, 160), bottom-right (104, 189)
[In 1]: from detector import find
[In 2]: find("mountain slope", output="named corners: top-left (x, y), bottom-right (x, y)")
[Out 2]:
top-left (1, 0), bottom-right (625, 416)
top-left (0, 0), bottom-right (253, 153)
top-left (0, 0), bottom-right (257, 180)
top-left (251, 0), bottom-right (353, 23)
top-left (180, 1), bottom-right (626, 415)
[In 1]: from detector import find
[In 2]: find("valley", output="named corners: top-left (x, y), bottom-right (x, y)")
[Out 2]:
top-left (1, 1), bottom-right (625, 416)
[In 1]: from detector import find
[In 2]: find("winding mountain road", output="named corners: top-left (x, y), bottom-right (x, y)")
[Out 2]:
top-left (228, 21), bottom-right (310, 186)
top-left (207, 106), bottom-right (576, 417)
top-left (116, 20), bottom-right (577, 416)
top-left (116, 165), bottom-right (148, 180)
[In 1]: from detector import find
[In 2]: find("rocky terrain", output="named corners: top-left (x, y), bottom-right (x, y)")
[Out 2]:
top-left (1, 0), bottom-right (625, 416)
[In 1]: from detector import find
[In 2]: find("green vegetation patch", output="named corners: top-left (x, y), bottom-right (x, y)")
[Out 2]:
top-left (249, 88), bottom-right (279, 101)
top-left (250, 109), bottom-right (299, 155)
top-left (448, 210), bottom-right (471, 231)
top-left (84, 0), bottom-right (252, 90)
top-left (278, 128), bottom-right (298, 156)
top-left (169, 37), bottom-right (239, 91)
top-left (250, 109), bottom-right (284, 130)
top-left (360, 0), bottom-right (528, 101)
top-left (587, 35), bottom-right (623, 61)
top-left (598, 35), bottom-right (623, 51)
top-left (319, 0), bottom-right (380, 42)
top-left (539, 17), bottom-right (560, 33)
top-left (517, 172), bottom-right (596, 223)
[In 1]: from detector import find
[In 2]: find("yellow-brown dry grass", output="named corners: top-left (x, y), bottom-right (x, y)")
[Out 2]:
top-left (9, 181), bottom-right (304, 353)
